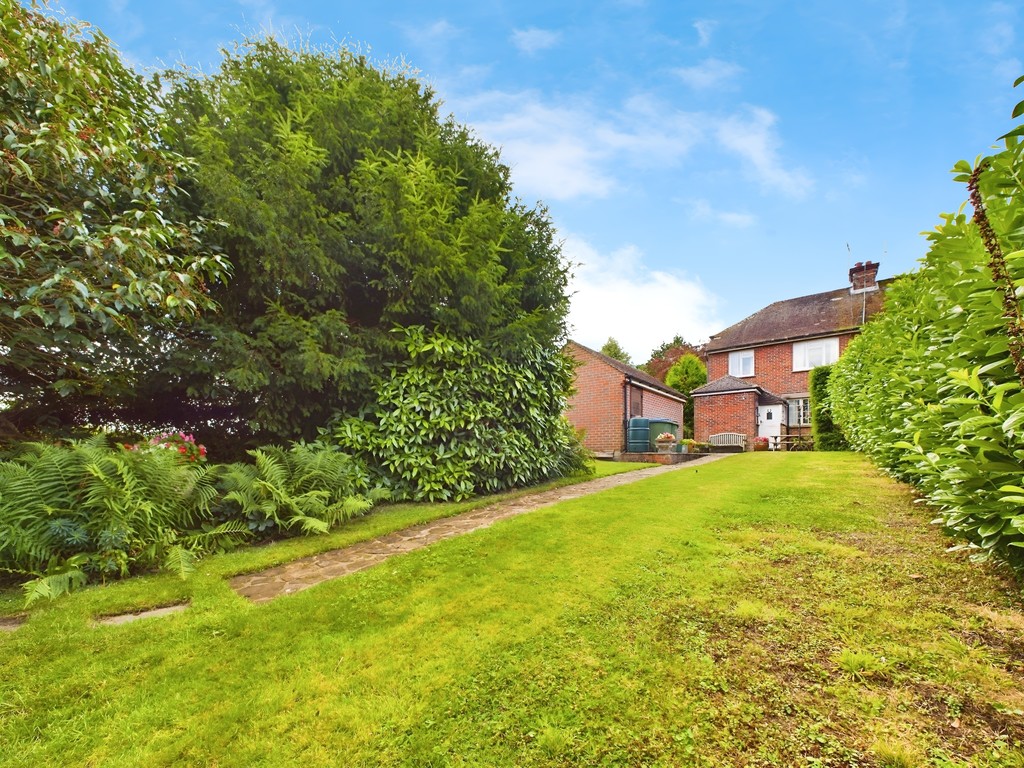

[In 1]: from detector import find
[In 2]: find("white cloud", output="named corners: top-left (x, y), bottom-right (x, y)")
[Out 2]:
top-left (449, 91), bottom-right (806, 207)
top-left (236, 0), bottom-right (279, 32)
top-left (986, 2), bottom-right (1016, 54)
top-left (103, 0), bottom-right (145, 42)
top-left (564, 235), bottom-right (722, 362)
top-left (693, 19), bottom-right (716, 47)
top-left (983, 2), bottom-right (1018, 81)
top-left (674, 58), bottom-right (743, 90)
top-left (451, 91), bottom-right (703, 201)
top-left (401, 19), bottom-right (459, 47)
top-left (716, 107), bottom-right (813, 198)
top-left (511, 27), bottom-right (562, 55)
top-left (687, 199), bottom-right (756, 228)
top-left (465, 96), bottom-right (615, 199)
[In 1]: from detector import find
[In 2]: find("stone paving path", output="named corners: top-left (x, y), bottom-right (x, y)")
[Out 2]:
top-left (95, 603), bottom-right (190, 626)
top-left (230, 453), bottom-right (728, 603)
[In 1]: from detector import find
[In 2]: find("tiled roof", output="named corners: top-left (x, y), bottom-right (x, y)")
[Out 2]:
top-left (566, 340), bottom-right (687, 400)
top-left (758, 390), bottom-right (787, 406)
top-left (691, 375), bottom-right (787, 404)
top-left (705, 279), bottom-right (891, 353)
top-left (690, 375), bottom-right (758, 396)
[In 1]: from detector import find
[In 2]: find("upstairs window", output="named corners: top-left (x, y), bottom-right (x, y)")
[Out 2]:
top-left (792, 337), bottom-right (839, 371)
top-left (728, 350), bottom-right (755, 377)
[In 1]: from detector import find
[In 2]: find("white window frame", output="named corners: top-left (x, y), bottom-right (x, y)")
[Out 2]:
top-left (788, 398), bottom-right (811, 427)
top-left (728, 350), bottom-right (755, 378)
top-left (792, 337), bottom-right (840, 372)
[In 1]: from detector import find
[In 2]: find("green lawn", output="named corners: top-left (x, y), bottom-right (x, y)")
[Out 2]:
top-left (2, 453), bottom-right (1023, 766)
top-left (0, 458), bottom-right (652, 618)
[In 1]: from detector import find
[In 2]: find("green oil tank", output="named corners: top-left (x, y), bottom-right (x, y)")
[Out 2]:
top-left (627, 417), bottom-right (651, 452)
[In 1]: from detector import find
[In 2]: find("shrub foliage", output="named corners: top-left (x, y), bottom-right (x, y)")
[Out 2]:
top-left (665, 353), bottom-right (706, 436)
top-left (0, 436), bottom-right (379, 603)
top-left (216, 442), bottom-right (383, 535)
top-left (0, 1), bottom-right (229, 419)
top-left (809, 366), bottom-right (847, 451)
top-left (0, 436), bottom-right (223, 602)
top-left (333, 328), bottom-right (590, 502)
top-left (0, 14), bottom-right (596, 602)
top-left (830, 78), bottom-right (1024, 568)
top-left (113, 37), bottom-right (571, 451)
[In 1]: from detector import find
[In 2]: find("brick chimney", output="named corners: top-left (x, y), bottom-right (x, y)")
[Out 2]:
top-left (849, 260), bottom-right (879, 293)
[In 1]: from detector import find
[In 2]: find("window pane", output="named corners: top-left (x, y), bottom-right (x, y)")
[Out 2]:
top-left (787, 398), bottom-right (811, 426)
top-left (729, 350), bottom-right (754, 377)
top-left (799, 398), bottom-right (811, 425)
top-left (793, 338), bottom-right (839, 371)
top-left (823, 338), bottom-right (839, 365)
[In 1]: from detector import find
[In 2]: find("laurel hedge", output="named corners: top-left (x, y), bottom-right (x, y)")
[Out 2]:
top-left (829, 80), bottom-right (1024, 569)
top-left (332, 327), bottom-right (590, 502)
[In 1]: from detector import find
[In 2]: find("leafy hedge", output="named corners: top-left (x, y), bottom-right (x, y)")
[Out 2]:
top-left (333, 327), bottom-right (591, 502)
top-left (1, 326), bottom-right (593, 601)
top-left (809, 366), bottom-right (848, 451)
top-left (829, 82), bottom-right (1024, 569)
top-left (0, 436), bottom-right (378, 603)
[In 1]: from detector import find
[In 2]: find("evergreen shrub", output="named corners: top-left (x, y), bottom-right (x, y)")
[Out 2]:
top-left (333, 327), bottom-right (591, 502)
top-left (809, 366), bottom-right (848, 451)
top-left (830, 81), bottom-right (1024, 569)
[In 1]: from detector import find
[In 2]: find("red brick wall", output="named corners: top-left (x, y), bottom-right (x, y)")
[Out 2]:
top-left (640, 389), bottom-right (684, 423)
top-left (694, 391), bottom-right (758, 443)
top-left (565, 346), bottom-right (625, 453)
top-left (564, 344), bottom-right (686, 453)
top-left (706, 332), bottom-right (858, 396)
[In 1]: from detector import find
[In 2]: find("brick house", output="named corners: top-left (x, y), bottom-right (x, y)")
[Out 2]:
top-left (564, 340), bottom-right (687, 455)
top-left (693, 261), bottom-right (888, 448)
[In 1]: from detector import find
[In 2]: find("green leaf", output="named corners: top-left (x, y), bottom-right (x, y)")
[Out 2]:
top-left (163, 545), bottom-right (197, 580)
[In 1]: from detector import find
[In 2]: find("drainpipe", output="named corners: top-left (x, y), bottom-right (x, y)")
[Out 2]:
top-left (623, 376), bottom-right (631, 453)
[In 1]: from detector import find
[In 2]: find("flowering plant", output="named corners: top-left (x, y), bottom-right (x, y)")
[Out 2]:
top-left (125, 431), bottom-right (208, 463)
top-left (656, 432), bottom-right (676, 441)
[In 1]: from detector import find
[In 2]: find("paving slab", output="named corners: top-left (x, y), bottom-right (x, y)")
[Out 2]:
top-left (231, 453), bottom-right (728, 603)
top-left (0, 616), bottom-right (25, 632)
top-left (94, 603), bottom-right (190, 626)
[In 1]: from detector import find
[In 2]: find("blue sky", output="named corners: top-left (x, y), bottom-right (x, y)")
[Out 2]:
top-left (52, 0), bottom-right (1022, 362)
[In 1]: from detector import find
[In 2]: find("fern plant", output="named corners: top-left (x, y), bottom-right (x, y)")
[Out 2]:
top-left (0, 436), bottom-right (230, 604)
top-left (1, 437), bottom-right (383, 604)
top-left (216, 442), bottom-right (384, 536)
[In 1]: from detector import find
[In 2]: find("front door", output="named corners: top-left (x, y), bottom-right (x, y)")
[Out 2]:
top-left (757, 404), bottom-right (782, 449)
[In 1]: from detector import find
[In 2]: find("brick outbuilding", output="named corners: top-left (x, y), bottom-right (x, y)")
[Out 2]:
top-left (564, 341), bottom-right (686, 456)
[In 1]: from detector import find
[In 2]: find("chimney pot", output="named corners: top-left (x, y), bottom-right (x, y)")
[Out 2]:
top-left (849, 260), bottom-right (880, 293)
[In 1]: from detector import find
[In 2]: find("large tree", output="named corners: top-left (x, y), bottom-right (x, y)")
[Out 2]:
top-left (642, 335), bottom-right (706, 381)
top-left (117, 37), bottom-right (572, 450)
top-left (0, 1), bottom-right (229, 435)
top-left (599, 337), bottom-right (632, 365)
top-left (664, 353), bottom-right (706, 435)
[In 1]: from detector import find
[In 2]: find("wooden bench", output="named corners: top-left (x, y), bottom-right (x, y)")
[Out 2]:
top-left (709, 433), bottom-right (747, 451)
